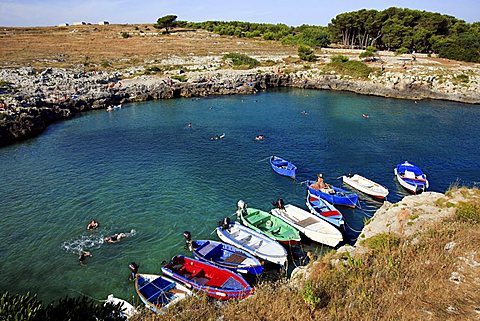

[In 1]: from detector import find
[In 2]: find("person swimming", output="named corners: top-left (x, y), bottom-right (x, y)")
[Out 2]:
top-left (86, 220), bottom-right (99, 230)
top-left (255, 135), bottom-right (265, 141)
top-left (78, 251), bottom-right (92, 264)
top-left (104, 233), bottom-right (126, 244)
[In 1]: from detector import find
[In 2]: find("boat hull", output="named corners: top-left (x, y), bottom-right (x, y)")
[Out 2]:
top-left (135, 274), bottom-right (191, 314)
top-left (342, 174), bottom-right (389, 199)
top-left (216, 222), bottom-right (287, 266)
top-left (394, 162), bottom-right (429, 194)
top-left (161, 256), bottom-right (253, 300)
top-left (238, 207), bottom-right (301, 244)
top-left (271, 204), bottom-right (343, 247)
top-left (307, 180), bottom-right (358, 208)
top-left (306, 192), bottom-right (344, 228)
top-left (191, 240), bottom-right (263, 275)
top-left (269, 156), bottom-right (297, 178)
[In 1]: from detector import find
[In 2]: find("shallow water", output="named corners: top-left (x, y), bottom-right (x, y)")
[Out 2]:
top-left (0, 88), bottom-right (479, 302)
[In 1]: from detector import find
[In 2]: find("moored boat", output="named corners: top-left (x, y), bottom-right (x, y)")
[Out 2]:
top-left (236, 200), bottom-right (301, 245)
top-left (342, 174), bottom-right (389, 200)
top-left (307, 180), bottom-right (358, 208)
top-left (183, 233), bottom-right (263, 275)
top-left (135, 273), bottom-right (191, 314)
top-left (271, 202), bottom-right (343, 247)
top-left (269, 155), bottom-right (297, 178)
top-left (161, 255), bottom-right (253, 300)
top-left (216, 219), bottom-right (287, 266)
top-left (394, 161), bottom-right (429, 194)
top-left (306, 191), bottom-right (344, 227)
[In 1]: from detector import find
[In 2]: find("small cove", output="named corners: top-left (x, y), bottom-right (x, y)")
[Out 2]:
top-left (0, 88), bottom-right (479, 302)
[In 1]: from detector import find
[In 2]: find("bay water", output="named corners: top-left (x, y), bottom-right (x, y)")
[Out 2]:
top-left (1, 88), bottom-right (479, 303)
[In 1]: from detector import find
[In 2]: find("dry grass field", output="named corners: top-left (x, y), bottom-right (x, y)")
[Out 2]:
top-left (0, 24), bottom-right (296, 70)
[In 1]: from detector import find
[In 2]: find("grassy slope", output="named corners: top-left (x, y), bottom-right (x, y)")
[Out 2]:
top-left (132, 188), bottom-right (480, 321)
top-left (0, 25), bottom-right (296, 69)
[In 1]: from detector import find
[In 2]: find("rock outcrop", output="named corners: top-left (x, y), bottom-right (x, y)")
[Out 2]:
top-left (1, 64), bottom-right (479, 147)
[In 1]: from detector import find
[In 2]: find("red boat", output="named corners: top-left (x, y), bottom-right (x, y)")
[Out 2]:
top-left (161, 255), bottom-right (254, 300)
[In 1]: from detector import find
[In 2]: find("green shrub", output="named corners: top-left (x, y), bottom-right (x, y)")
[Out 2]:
top-left (324, 58), bottom-right (372, 79)
top-left (0, 292), bottom-right (43, 321)
top-left (330, 55), bottom-right (349, 63)
top-left (222, 52), bottom-right (259, 69)
top-left (144, 65), bottom-right (162, 74)
top-left (171, 75), bottom-right (187, 82)
top-left (361, 233), bottom-right (401, 252)
top-left (456, 202), bottom-right (480, 223)
top-left (298, 45), bottom-right (316, 61)
top-left (302, 281), bottom-right (328, 310)
top-left (42, 296), bottom-right (125, 321)
top-left (120, 32), bottom-right (130, 39)
top-left (454, 74), bottom-right (469, 83)
top-left (0, 292), bottom-right (126, 321)
top-left (100, 60), bottom-right (111, 68)
top-left (394, 47), bottom-right (409, 55)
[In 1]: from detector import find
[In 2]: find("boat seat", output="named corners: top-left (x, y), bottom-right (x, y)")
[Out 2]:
top-left (246, 213), bottom-right (266, 226)
top-left (190, 269), bottom-right (204, 279)
top-left (296, 217), bottom-right (319, 228)
top-left (197, 242), bottom-right (222, 260)
top-left (224, 253), bottom-right (247, 264)
top-left (404, 170), bottom-right (416, 179)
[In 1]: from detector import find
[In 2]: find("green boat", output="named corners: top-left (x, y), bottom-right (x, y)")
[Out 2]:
top-left (236, 203), bottom-right (301, 245)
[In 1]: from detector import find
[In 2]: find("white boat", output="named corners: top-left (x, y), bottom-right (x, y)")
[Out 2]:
top-left (342, 174), bottom-right (389, 199)
top-left (271, 204), bottom-right (343, 247)
top-left (135, 273), bottom-right (191, 314)
top-left (216, 221), bottom-right (287, 266)
top-left (105, 294), bottom-right (138, 319)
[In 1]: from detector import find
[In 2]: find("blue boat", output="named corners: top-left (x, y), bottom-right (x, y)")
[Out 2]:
top-left (270, 155), bottom-right (297, 178)
top-left (307, 180), bottom-right (358, 208)
top-left (394, 161), bottom-right (429, 194)
top-left (135, 273), bottom-right (191, 314)
top-left (306, 190), bottom-right (345, 227)
top-left (184, 235), bottom-right (263, 275)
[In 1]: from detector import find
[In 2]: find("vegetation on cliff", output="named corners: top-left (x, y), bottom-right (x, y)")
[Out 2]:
top-left (0, 292), bottom-right (125, 321)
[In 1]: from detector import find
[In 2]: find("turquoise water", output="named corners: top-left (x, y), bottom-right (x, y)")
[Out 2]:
top-left (1, 88), bottom-right (479, 303)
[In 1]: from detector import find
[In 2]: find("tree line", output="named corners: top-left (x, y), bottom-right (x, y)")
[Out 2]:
top-left (156, 7), bottom-right (479, 63)
top-left (328, 7), bottom-right (479, 62)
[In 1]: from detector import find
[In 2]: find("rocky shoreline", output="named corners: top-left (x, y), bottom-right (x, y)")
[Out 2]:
top-left (1, 63), bottom-right (479, 147)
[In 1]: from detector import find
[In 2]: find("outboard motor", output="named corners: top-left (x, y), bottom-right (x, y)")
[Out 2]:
top-left (183, 231), bottom-right (193, 251)
top-left (272, 198), bottom-right (285, 210)
top-left (128, 262), bottom-right (139, 280)
top-left (416, 186), bottom-right (424, 194)
top-left (237, 200), bottom-right (247, 217)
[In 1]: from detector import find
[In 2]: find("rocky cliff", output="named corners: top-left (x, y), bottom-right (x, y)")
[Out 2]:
top-left (1, 62), bottom-right (479, 147)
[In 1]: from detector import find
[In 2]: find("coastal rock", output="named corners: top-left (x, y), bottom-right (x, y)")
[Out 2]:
top-left (1, 62), bottom-right (480, 146)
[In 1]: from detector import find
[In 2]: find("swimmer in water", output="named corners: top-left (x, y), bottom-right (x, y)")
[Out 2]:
top-left (104, 233), bottom-right (127, 244)
top-left (86, 220), bottom-right (99, 230)
top-left (79, 251), bottom-right (92, 265)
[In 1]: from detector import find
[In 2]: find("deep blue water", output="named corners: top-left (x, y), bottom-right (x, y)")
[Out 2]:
top-left (0, 88), bottom-right (479, 303)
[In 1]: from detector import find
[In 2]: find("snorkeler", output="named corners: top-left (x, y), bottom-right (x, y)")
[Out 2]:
top-left (79, 251), bottom-right (92, 264)
top-left (104, 233), bottom-right (127, 244)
